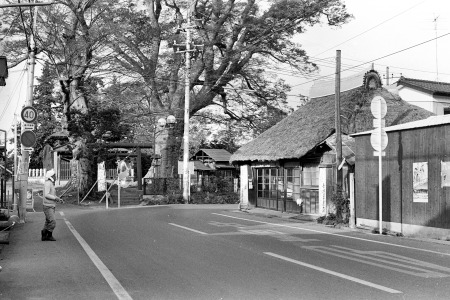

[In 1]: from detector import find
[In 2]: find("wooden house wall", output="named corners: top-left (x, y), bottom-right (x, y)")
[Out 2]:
top-left (355, 124), bottom-right (450, 229)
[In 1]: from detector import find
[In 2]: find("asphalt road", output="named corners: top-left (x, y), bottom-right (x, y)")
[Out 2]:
top-left (3, 204), bottom-right (450, 299)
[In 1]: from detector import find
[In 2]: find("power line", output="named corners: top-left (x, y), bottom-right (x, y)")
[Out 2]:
top-left (0, 64), bottom-right (27, 122)
top-left (313, 1), bottom-right (426, 58)
top-left (342, 57), bottom-right (450, 77)
top-left (291, 31), bottom-right (450, 88)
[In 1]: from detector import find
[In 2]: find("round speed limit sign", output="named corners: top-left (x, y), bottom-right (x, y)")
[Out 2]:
top-left (21, 106), bottom-right (37, 123)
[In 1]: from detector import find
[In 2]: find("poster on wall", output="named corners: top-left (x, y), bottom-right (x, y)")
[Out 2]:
top-left (413, 162), bottom-right (428, 203)
top-left (441, 161), bottom-right (450, 187)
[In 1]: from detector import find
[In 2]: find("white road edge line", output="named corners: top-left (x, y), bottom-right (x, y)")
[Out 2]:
top-left (169, 223), bottom-right (208, 235)
top-left (60, 212), bottom-right (133, 300)
top-left (265, 252), bottom-right (402, 294)
top-left (212, 213), bottom-right (450, 256)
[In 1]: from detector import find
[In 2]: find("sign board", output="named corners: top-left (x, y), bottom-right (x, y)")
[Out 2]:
top-left (97, 161), bottom-right (107, 192)
top-left (21, 106), bottom-right (37, 123)
top-left (22, 147), bottom-right (34, 152)
top-left (22, 122), bottom-right (35, 131)
top-left (20, 131), bottom-right (37, 147)
top-left (370, 129), bottom-right (388, 152)
top-left (177, 161), bottom-right (194, 175)
top-left (441, 161), bottom-right (450, 187)
top-left (373, 151), bottom-right (386, 157)
top-left (370, 96), bottom-right (387, 119)
top-left (26, 188), bottom-right (35, 212)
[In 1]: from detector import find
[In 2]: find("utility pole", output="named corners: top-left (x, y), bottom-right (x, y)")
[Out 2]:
top-left (174, 2), bottom-right (201, 204)
top-left (335, 50), bottom-right (342, 190)
top-left (182, 4), bottom-right (192, 204)
top-left (18, 4), bottom-right (38, 223)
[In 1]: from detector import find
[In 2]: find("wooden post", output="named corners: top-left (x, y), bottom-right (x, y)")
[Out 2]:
top-left (349, 173), bottom-right (355, 228)
top-left (137, 147), bottom-right (142, 190)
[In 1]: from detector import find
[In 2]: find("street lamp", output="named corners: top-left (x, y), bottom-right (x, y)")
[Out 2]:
top-left (157, 115), bottom-right (176, 128)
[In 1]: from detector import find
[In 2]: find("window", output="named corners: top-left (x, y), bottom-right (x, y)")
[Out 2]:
top-left (286, 168), bottom-right (301, 201)
top-left (302, 164), bottom-right (319, 187)
top-left (444, 107), bottom-right (450, 115)
top-left (257, 168), bottom-right (278, 199)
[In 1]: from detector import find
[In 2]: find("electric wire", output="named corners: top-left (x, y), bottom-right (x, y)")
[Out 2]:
top-left (290, 31), bottom-right (450, 88)
top-left (312, 1), bottom-right (426, 58)
top-left (0, 63), bottom-right (27, 122)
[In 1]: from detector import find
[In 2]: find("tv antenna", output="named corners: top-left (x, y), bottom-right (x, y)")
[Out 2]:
top-left (433, 15), bottom-right (439, 81)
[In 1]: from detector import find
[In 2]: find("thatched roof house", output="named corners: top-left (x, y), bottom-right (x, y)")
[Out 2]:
top-left (231, 87), bottom-right (433, 163)
top-left (232, 70), bottom-right (434, 215)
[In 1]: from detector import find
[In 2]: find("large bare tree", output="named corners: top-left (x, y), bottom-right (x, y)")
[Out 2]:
top-left (102, 0), bottom-right (352, 177)
top-left (1, 0), bottom-right (114, 194)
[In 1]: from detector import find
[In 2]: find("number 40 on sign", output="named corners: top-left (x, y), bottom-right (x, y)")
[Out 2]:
top-left (21, 106), bottom-right (37, 123)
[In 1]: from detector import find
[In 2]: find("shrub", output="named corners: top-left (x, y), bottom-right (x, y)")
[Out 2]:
top-left (167, 193), bottom-right (184, 204)
top-left (189, 191), bottom-right (239, 204)
top-left (330, 189), bottom-right (350, 224)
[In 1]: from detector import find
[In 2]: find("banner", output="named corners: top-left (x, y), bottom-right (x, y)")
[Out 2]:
top-left (117, 160), bottom-right (133, 188)
top-left (97, 161), bottom-right (106, 192)
top-left (441, 161), bottom-right (450, 188)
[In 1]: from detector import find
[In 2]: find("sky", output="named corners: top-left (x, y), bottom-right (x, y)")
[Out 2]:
top-left (285, 0), bottom-right (450, 107)
top-left (1, 0), bottom-right (450, 133)
top-left (0, 60), bottom-right (29, 141)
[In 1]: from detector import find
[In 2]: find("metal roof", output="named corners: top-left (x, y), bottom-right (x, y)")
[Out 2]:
top-left (397, 77), bottom-right (450, 95)
top-left (351, 115), bottom-right (450, 136)
top-left (195, 149), bottom-right (232, 162)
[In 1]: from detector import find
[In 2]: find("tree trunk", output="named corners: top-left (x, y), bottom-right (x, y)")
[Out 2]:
top-left (157, 119), bottom-right (184, 178)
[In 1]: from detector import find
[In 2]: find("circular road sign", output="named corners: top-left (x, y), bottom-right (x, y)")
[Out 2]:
top-left (370, 96), bottom-right (387, 119)
top-left (21, 106), bottom-right (38, 123)
top-left (370, 128), bottom-right (388, 152)
top-left (20, 131), bottom-right (37, 148)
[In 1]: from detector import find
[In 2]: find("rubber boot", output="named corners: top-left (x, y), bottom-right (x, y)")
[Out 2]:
top-left (41, 229), bottom-right (46, 241)
top-left (46, 230), bottom-right (56, 241)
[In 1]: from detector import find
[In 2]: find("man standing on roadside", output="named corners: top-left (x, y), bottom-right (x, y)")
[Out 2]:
top-left (42, 169), bottom-right (63, 241)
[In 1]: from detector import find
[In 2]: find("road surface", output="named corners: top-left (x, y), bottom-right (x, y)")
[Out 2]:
top-left (2, 204), bottom-right (450, 299)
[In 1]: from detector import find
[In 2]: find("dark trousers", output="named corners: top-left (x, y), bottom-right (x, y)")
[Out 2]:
top-left (43, 206), bottom-right (56, 232)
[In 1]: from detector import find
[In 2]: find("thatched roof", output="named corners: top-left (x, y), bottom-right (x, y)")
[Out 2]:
top-left (230, 87), bottom-right (434, 163)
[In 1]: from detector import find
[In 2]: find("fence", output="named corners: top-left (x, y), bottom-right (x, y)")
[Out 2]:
top-left (28, 164), bottom-right (123, 182)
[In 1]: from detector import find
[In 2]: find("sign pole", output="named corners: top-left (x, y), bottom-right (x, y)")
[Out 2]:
top-left (118, 173), bottom-right (121, 208)
top-left (370, 96), bottom-right (388, 235)
top-left (378, 100), bottom-right (383, 235)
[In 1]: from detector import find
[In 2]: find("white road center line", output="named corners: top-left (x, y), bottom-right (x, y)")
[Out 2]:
top-left (60, 212), bottom-right (133, 300)
top-left (212, 213), bottom-right (450, 256)
top-left (265, 252), bottom-right (402, 294)
top-left (169, 223), bottom-right (208, 235)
